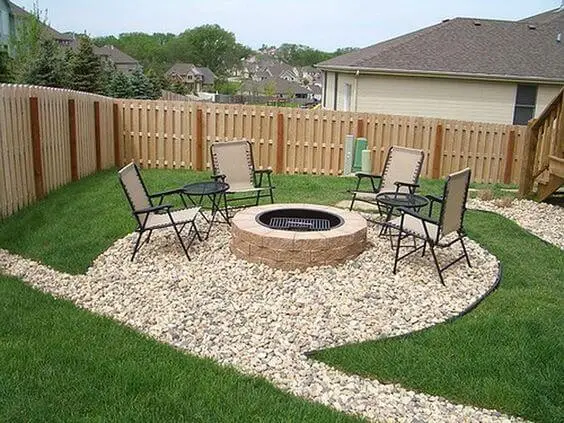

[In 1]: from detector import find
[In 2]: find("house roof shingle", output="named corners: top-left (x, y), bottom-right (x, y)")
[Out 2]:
top-left (8, 1), bottom-right (74, 42)
top-left (316, 8), bottom-right (564, 82)
top-left (166, 63), bottom-right (216, 84)
top-left (94, 45), bottom-right (138, 65)
top-left (241, 77), bottom-right (310, 95)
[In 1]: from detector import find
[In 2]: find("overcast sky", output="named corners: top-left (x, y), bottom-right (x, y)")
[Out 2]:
top-left (16, 0), bottom-right (562, 51)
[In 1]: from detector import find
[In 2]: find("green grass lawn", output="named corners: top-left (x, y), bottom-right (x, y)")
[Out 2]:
top-left (0, 274), bottom-right (360, 423)
top-left (0, 168), bottom-right (562, 422)
top-left (311, 212), bottom-right (564, 423)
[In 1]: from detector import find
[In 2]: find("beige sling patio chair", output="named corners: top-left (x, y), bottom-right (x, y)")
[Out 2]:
top-left (349, 146), bottom-right (425, 211)
top-left (387, 167), bottom-right (472, 285)
top-left (118, 162), bottom-right (201, 261)
top-left (210, 140), bottom-right (274, 215)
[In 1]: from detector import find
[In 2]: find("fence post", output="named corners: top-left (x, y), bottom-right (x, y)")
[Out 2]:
top-left (356, 118), bottom-right (364, 138)
top-left (276, 112), bottom-right (285, 173)
top-left (503, 129), bottom-right (516, 184)
top-left (195, 107), bottom-right (204, 171)
top-left (68, 99), bottom-right (78, 181)
top-left (432, 123), bottom-right (444, 179)
top-left (113, 103), bottom-right (121, 167)
top-left (94, 101), bottom-right (102, 171)
top-left (29, 97), bottom-right (44, 199)
top-left (518, 119), bottom-right (538, 198)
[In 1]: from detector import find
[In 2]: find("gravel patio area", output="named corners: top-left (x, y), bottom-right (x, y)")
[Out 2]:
top-left (468, 198), bottom-right (564, 250)
top-left (1, 211), bottom-right (531, 423)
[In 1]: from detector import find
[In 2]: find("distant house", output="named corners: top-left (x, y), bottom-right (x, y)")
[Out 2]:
top-left (316, 8), bottom-right (564, 125)
top-left (94, 45), bottom-right (140, 74)
top-left (8, 1), bottom-right (74, 47)
top-left (0, 0), bottom-right (13, 50)
top-left (240, 77), bottom-right (312, 99)
top-left (166, 63), bottom-right (216, 93)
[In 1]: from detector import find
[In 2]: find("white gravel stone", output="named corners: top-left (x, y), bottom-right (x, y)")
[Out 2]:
top-left (468, 198), bottom-right (564, 250)
top-left (0, 212), bottom-right (536, 423)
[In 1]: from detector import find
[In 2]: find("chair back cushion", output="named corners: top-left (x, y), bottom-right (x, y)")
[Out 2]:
top-left (211, 140), bottom-right (255, 191)
top-left (118, 163), bottom-right (152, 221)
top-left (440, 167), bottom-right (471, 236)
top-left (380, 146), bottom-right (425, 193)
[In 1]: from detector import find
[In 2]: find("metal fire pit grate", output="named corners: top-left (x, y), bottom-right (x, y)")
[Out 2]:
top-left (269, 217), bottom-right (330, 231)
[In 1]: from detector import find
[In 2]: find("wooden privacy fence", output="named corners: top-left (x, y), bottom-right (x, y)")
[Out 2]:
top-left (0, 84), bottom-right (116, 218)
top-left (116, 100), bottom-right (525, 184)
top-left (1, 85), bottom-right (527, 219)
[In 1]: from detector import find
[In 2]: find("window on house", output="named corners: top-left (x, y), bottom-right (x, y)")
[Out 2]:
top-left (512, 84), bottom-right (537, 125)
top-left (343, 83), bottom-right (352, 112)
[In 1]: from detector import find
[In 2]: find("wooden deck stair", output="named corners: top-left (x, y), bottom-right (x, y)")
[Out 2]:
top-left (519, 88), bottom-right (564, 201)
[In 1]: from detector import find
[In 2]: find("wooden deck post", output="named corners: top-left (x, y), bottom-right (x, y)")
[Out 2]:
top-left (68, 99), bottom-right (78, 181)
top-left (195, 107), bottom-right (204, 171)
top-left (276, 112), bottom-right (285, 173)
top-left (29, 97), bottom-right (44, 199)
top-left (113, 103), bottom-right (121, 168)
top-left (518, 119), bottom-right (539, 198)
top-left (503, 130), bottom-right (516, 185)
top-left (432, 123), bottom-right (444, 179)
top-left (94, 101), bottom-right (102, 171)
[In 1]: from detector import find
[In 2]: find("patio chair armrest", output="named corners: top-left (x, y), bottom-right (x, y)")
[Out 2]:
top-left (150, 188), bottom-right (183, 198)
top-left (254, 169), bottom-right (272, 175)
top-left (426, 194), bottom-right (444, 204)
top-left (211, 174), bottom-right (226, 182)
top-left (397, 206), bottom-right (438, 225)
top-left (355, 172), bottom-right (382, 180)
top-left (134, 204), bottom-right (172, 215)
top-left (394, 181), bottom-right (420, 192)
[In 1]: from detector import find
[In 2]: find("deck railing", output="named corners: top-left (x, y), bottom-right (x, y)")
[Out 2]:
top-left (518, 88), bottom-right (564, 198)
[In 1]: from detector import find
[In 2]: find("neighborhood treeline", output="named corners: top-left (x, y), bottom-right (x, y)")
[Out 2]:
top-left (0, 4), bottom-right (356, 99)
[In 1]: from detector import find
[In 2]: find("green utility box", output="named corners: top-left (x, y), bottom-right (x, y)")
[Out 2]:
top-left (352, 137), bottom-right (367, 172)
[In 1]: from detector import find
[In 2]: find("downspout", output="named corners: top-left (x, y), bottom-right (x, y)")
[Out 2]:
top-left (354, 70), bottom-right (360, 112)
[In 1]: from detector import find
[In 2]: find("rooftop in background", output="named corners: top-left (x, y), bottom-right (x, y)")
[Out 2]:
top-left (166, 63), bottom-right (216, 85)
top-left (317, 7), bottom-right (564, 82)
top-left (8, 1), bottom-right (74, 43)
top-left (94, 44), bottom-right (139, 73)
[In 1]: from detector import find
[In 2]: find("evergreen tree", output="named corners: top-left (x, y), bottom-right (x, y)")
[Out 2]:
top-left (108, 71), bottom-right (133, 98)
top-left (145, 68), bottom-right (164, 99)
top-left (24, 37), bottom-right (66, 87)
top-left (9, 3), bottom-right (44, 83)
top-left (130, 67), bottom-right (155, 99)
top-left (170, 81), bottom-right (188, 95)
top-left (0, 50), bottom-right (11, 83)
top-left (99, 60), bottom-right (118, 96)
top-left (60, 48), bottom-right (75, 89)
top-left (70, 36), bottom-right (101, 93)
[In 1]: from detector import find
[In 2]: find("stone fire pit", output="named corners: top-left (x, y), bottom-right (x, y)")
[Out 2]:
top-left (230, 203), bottom-right (367, 270)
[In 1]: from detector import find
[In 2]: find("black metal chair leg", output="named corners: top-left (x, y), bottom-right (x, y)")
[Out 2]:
top-left (131, 231), bottom-right (144, 261)
top-left (428, 244), bottom-right (446, 286)
top-left (459, 235), bottom-right (471, 267)
top-left (393, 230), bottom-right (403, 274)
top-left (171, 223), bottom-right (191, 260)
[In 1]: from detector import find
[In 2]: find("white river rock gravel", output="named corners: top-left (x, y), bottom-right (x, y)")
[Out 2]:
top-left (0, 211), bottom-right (539, 423)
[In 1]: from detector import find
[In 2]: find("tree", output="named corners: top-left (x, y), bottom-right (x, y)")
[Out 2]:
top-left (145, 68), bottom-right (165, 98)
top-left (0, 50), bottom-right (12, 83)
top-left (9, 2), bottom-right (45, 82)
top-left (70, 36), bottom-right (101, 93)
top-left (172, 25), bottom-right (249, 76)
top-left (24, 37), bottom-right (66, 87)
top-left (214, 78), bottom-right (241, 95)
top-left (107, 71), bottom-right (133, 98)
top-left (130, 67), bottom-right (157, 99)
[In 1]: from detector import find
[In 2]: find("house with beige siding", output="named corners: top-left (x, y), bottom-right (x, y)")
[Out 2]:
top-left (316, 8), bottom-right (564, 125)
